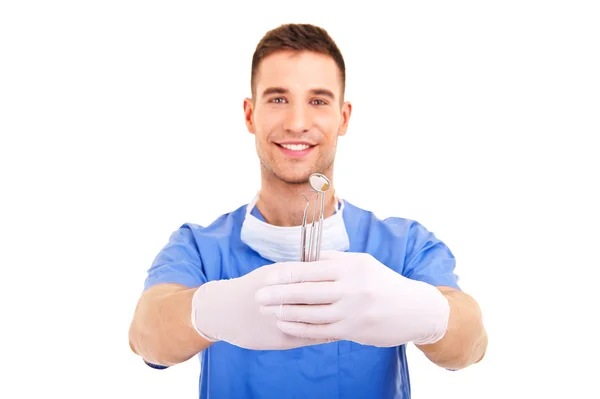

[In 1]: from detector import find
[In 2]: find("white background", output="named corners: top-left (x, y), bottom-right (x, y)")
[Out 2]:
top-left (1, 1), bottom-right (599, 398)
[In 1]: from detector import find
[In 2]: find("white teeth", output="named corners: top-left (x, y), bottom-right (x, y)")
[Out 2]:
top-left (280, 143), bottom-right (310, 151)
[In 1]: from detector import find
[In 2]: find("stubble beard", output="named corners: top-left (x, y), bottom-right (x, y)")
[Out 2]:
top-left (259, 150), bottom-right (335, 186)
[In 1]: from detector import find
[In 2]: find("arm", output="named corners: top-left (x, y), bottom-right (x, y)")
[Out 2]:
top-left (128, 283), bottom-right (214, 367)
top-left (400, 221), bottom-right (487, 368)
top-left (416, 286), bottom-right (487, 370)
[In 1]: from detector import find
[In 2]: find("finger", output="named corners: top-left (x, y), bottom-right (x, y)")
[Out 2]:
top-left (282, 335), bottom-right (337, 347)
top-left (318, 250), bottom-right (349, 260)
top-left (277, 320), bottom-right (341, 341)
top-left (255, 281), bottom-right (342, 306)
top-left (260, 304), bottom-right (344, 324)
top-left (265, 261), bottom-right (341, 285)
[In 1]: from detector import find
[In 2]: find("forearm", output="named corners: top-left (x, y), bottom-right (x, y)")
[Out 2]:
top-left (416, 287), bottom-right (487, 370)
top-left (129, 286), bottom-right (213, 366)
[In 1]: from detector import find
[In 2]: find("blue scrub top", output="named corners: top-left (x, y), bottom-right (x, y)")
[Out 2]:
top-left (142, 199), bottom-right (461, 398)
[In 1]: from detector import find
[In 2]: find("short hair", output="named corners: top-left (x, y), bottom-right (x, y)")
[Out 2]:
top-left (251, 23), bottom-right (346, 99)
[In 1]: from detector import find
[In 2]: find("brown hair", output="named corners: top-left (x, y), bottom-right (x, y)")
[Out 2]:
top-left (251, 23), bottom-right (346, 99)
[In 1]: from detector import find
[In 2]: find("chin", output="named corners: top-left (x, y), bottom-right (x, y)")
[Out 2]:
top-left (270, 166), bottom-right (316, 185)
top-left (276, 171), bottom-right (312, 185)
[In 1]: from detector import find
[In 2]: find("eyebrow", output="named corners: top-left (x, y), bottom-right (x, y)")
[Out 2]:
top-left (261, 87), bottom-right (336, 100)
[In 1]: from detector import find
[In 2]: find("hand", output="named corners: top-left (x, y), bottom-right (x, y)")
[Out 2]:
top-left (191, 263), bottom-right (332, 350)
top-left (254, 250), bottom-right (450, 347)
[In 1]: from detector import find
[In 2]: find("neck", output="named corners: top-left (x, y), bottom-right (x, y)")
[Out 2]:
top-left (255, 172), bottom-right (338, 227)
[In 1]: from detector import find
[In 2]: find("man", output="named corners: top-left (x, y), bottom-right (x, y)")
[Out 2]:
top-left (128, 23), bottom-right (487, 398)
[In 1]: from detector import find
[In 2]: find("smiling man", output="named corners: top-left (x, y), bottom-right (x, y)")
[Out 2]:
top-left (128, 23), bottom-right (487, 398)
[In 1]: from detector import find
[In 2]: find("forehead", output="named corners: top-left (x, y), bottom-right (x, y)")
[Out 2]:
top-left (255, 50), bottom-right (342, 97)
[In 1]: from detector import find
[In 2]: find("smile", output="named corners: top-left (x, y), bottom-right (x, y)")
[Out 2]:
top-left (278, 143), bottom-right (311, 151)
top-left (276, 142), bottom-right (316, 157)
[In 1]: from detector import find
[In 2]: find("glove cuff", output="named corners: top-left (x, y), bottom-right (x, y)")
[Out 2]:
top-left (190, 285), bottom-right (219, 342)
top-left (411, 284), bottom-right (451, 346)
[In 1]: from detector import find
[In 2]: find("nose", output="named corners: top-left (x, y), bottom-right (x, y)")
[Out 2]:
top-left (283, 104), bottom-right (310, 134)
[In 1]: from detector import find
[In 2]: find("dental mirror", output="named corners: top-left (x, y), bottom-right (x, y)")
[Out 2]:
top-left (309, 173), bottom-right (330, 193)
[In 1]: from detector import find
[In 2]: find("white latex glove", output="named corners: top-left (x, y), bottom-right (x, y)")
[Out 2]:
top-left (254, 250), bottom-right (450, 347)
top-left (191, 263), bottom-right (332, 350)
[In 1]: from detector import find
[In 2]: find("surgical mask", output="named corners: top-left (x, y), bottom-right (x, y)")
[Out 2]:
top-left (240, 194), bottom-right (350, 263)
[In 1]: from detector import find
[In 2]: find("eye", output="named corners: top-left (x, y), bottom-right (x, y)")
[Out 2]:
top-left (311, 99), bottom-right (327, 105)
top-left (270, 97), bottom-right (287, 104)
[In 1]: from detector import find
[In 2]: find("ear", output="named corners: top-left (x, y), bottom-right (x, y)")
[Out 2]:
top-left (243, 97), bottom-right (256, 134)
top-left (337, 101), bottom-right (352, 137)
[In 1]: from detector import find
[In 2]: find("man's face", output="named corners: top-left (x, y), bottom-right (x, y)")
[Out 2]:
top-left (244, 50), bottom-right (352, 184)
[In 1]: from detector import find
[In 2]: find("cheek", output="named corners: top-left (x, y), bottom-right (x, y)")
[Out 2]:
top-left (314, 111), bottom-right (341, 137)
top-left (254, 108), bottom-right (282, 134)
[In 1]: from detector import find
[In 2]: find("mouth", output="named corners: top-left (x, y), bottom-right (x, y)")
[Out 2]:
top-left (275, 142), bottom-right (316, 158)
